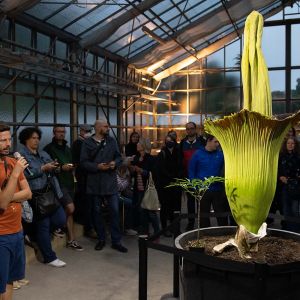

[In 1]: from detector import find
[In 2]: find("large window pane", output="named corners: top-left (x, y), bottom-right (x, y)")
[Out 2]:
top-left (272, 101), bottom-right (286, 114)
top-left (0, 96), bottom-right (12, 122)
top-left (15, 24), bottom-right (31, 49)
top-left (292, 25), bottom-right (300, 66)
top-left (284, 5), bottom-right (300, 19)
top-left (56, 101), bottom-right (70, 124)
top-left (291, 101), bottom-right (300, 112)
top-left (171, 75), bottom-right (187, 90)
top-left (189, 74), bottom-right (203, 89)
top-left (205, 72), bottom-right (224, 88)
top-left (170, 115), bottom-right (186, 126)
top-left (39, 99), bottom-right (54, 123)
top-left (262, 26), bottom-right (285, 68)
top-left (16, 97), bottom-right (35, 122)
top-left (172, 92), bottom-right (187, 113)
top-left (205, 90), bottom-right (224, 114)
top-left (86, 105), bottom-right (96, 124)
top-left (207, 48), bottom-right (224, 68)
top-left (225, 72), bottom-right (240, 87)
top-left (291, 70), bottom-right (300, 99)
top-left (269, 71), bottom-right (285, 99)
top-left (157, 115), bottom-right (169, 126)
top-left (55, 40), bottom-right (67, 60)
top-left (224, 88), bottom-right (240, 114)
top-left (189, 92), bottom-right (203, 113)
top-left (37, 33), bottom-right (50, 53)
top-left (225, 39), bottom-right (240, 68)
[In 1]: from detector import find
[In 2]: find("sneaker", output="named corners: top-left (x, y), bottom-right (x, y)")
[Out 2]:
top-left (13, 281), bottom-right (21, 290)
top-left (67, 240), bottom-right (84, 251)
top-left (95, 240), bottom-right (105, 251)
top-left (53, 228), bottom-right (65, 238)
top-left (18, 279), bottom-right (30, 286)
top-left (111, 244), bottom-right (128, 253)
top-left (125, 229), bottom-right (138, 236)
top-left (47, 258), bottom-right (66, 268)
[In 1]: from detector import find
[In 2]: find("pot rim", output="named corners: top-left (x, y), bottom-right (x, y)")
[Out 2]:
top-left (175, 226), bottom-right (300, 249)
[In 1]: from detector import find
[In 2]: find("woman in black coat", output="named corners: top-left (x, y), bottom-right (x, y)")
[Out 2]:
top-left (125, 132), bottom-right (140, 157)
top-left (278, 137), bottom-right (300, 232)
top-left (155, 134), bottom-right (181, 237)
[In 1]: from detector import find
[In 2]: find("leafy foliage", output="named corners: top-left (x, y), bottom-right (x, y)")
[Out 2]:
top-left (167, 176), bottom-right (224, 200)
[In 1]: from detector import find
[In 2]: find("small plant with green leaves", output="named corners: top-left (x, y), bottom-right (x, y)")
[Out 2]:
top-left (167, 176), bottom-right (224, 246)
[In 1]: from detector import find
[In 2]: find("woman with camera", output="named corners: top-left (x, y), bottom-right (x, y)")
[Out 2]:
top-left (18, 127), bottom-right (67, 267)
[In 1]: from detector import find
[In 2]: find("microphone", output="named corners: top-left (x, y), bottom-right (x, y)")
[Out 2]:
top-left (13, 152), bottom-right (34, 176)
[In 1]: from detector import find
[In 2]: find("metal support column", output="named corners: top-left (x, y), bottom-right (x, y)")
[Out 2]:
top-left (139, 235), bottom-right (148, 300)
top-left (173, 211), bottom-right (181, 298)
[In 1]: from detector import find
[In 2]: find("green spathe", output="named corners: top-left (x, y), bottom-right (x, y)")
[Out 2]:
top-left (205, 109), bottom-right (300, 234)
top-left (205, 10), bottom-right (300, 256)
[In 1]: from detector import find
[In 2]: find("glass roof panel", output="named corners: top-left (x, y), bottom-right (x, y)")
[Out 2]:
top-left (185, 0), bottom-right (221, 21)
top-left (66, 8), bottom-right (125, 36)
top-left (159, 6), bottom-right (182, 23)
top-left (47, 3), bottom-right (99, 28)
top-left (151, 0), bottom-right (174, 14)
top-left (127, 41), bottom-right (157, 59)
top-left (104, 33), bottom-right (148, 54)
top-left (25, 3), bottom-right (65, 20)
top-left (100, 15), bottom-right (149, 48)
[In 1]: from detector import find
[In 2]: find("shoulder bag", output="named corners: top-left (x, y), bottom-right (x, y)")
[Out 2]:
top-left (141, 172), bottom-right (160, 211)
top-left (31, 179), bottom-right (60, 219)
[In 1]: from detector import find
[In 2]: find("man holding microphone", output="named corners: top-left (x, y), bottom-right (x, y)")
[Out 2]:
top-left (0, 123), bottom-right (32, 300)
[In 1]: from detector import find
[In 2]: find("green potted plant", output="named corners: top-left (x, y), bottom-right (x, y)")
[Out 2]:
top-left (170, 11), bottom-right (300, 300)
top-left (168, 176), bottom-right (224, 251)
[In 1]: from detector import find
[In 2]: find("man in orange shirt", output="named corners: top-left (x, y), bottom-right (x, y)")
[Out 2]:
top-left (0, 123), bottom-right (32, 300)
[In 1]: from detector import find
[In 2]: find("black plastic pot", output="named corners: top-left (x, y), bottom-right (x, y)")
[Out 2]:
top-left (175, 226), bottom-right (300, 300)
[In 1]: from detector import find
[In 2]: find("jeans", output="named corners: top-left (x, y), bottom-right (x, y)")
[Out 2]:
top-left (35, 206), bottom-right (66, 263)
top-left (90, 194), bottom-right (122, 245)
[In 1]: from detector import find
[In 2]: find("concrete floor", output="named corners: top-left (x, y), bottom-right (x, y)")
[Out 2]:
top-left (14, 235), bottom-right (174, 300)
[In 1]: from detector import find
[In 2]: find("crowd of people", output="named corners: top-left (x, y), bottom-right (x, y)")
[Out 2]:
top-left (1, 119), bottom-right (300, 299)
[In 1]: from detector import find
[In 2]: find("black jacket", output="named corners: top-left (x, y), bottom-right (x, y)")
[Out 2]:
top-left (155, 146), bottom-right (181, 188)
top-left (80, 135), bottom-right (122, 195)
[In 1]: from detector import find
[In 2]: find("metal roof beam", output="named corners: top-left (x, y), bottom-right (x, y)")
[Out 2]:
top-left (0, 0), bottom-right (40, 15)
top-left (79, 0), bottom-right (162, 49)
top-left (13, 13), bottom-right (127, 63)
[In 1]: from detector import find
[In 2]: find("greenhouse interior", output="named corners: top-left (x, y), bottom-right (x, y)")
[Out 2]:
top-left (0, 1), bottom-right (300, 300)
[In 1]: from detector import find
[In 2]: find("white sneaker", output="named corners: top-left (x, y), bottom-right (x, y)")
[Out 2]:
top-left (47, 258), bottom-right (66, 268)
top-left (125, 229), bottom-right (138, 236)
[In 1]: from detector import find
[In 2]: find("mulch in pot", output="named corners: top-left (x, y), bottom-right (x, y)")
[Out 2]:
top-left (185, 235), bottom-right (300, 265)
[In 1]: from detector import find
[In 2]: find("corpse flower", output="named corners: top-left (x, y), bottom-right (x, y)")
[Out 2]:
top-left (204, 11), bottom-right (300, 258)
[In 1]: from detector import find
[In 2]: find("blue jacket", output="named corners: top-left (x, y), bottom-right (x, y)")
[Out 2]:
top-left (19, 145), bottom-right (63, 198)
top-left (188, 147), bottom-right (224, 191)
top-left (80, 135), bottom-right (122, 196)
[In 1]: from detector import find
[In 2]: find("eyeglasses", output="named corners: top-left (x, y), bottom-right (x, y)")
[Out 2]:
top-left (186, 127), bottom-right (195, 130)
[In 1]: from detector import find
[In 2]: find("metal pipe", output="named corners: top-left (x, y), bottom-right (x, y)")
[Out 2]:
top-left (138, 235), bottom-right (148, 300)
